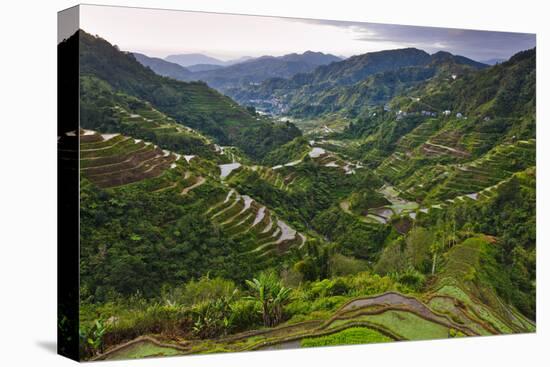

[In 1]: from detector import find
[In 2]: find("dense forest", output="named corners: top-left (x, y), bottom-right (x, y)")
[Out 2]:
top-left (59, 30), bottom-right (535, 360)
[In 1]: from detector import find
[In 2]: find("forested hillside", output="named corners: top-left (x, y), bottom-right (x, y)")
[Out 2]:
top-left (226, 48), bottom-right (487, 117)
top-left (66, 29), bottom-right (536, 361)
top-left (134, 50), bottom-right (341, 91)
top-left (78, 31), bottom-right (300, 159)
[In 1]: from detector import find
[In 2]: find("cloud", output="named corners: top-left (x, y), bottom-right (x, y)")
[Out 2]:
top-left (289, 18), bottom-right (535, 60)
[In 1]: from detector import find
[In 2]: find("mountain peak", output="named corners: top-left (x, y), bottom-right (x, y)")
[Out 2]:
top-left (165, 53), bottom-right (225, 67)
top-left (280, 51), bottom-right (341, 65)
top-left (430, 50), bottom-right (487, 69)
top-left (132, 52), bottom-right (193, 80)
top-left (432, 50), bottom-right (453, 57)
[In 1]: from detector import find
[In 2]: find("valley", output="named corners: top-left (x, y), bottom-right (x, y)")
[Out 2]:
top-left (61, 30), bottom-right (536, 360)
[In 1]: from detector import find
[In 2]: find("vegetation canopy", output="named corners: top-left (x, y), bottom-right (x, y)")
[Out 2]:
top-left (59, 29), bottom-right (535, 360)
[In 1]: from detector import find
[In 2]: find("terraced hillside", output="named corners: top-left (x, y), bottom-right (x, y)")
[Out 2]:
top-left (75, 125), bottom-right (376, 264)
top-left (97, 286), bottom-right (533, 360)
top-left (80, 75), bottom-right (224, 162)
top-left (348, 48), bottom-right (535, 202)
top-left (394, 138), bottom-right (536, 203)
top-left (218, 140), bottom-right (385, 237)
top-left (72, 26), bottom-right (535, 362)
top-left (77, 129), bottom-right (310, 272)
top-left (424, 139), bottom-right (535, 201)
top-left (78, 131), bottom-right (177, 188)
top-left (76, 30), bottom-right (301, 160)
top-left (428, 237), bottom-right (535, 334)
top-left (95, 238), bottom-right (534, 360)
top-left (206, 189), bottom-right (306, 257)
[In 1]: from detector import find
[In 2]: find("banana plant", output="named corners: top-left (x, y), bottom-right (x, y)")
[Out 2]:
top-left (245, 272), bottom-right (292, 327)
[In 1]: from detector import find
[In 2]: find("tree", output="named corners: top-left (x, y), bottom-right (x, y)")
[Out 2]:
top-left (294, 241), bottom-right (333, 281)
top-left (245, 272), bottom-right (292, 327)
top-left (404, 227), bottom-right (432, 272)
top-left (431, 225), bottom-right (446, 275)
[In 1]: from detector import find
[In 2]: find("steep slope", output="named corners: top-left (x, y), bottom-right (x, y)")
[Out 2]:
top-left (75, 30), bottom-right (300, 160)
top-left (290, 52), bottom-right (487, 117)
top-left (132, 52), bottom-right (193, 80)
top-left (306, 48), bottom-right (434, 86)
top-left (79, 75), bottom-right (222, 161)
top-left (74, 129), bottom-right (310, 300)
top-left (327, 49), bottom-right (535, 237)
top-left (400, 48), bottom-right (536, 127)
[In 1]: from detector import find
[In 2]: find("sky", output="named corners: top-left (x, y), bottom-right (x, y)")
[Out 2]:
top-left (77, 4), bottom-right (535, 62)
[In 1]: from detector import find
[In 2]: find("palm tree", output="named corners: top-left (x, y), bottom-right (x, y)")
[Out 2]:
top-left (245, 272), bottom-right (292, 327)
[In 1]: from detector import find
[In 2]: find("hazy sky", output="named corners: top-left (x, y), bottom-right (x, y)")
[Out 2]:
top-left (79, 4), bottom-right (535, 62)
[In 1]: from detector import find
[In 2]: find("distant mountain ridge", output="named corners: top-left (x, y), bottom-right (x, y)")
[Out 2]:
top-left (186, 64), bottom-right (224, 72)
top-left (76, 30), bottom-right (301, 159)
top-left (165, 53), bottom-right (252, 67)
top-left (133, 50), bottom-right (341, 91)
top-left (480, 57), bottom-right (506, 65)
top-left (269, 51), bottom-right (341, 66)
top-left (132, 52), bottom-right (193, 80)
top-left (226, 48), bottom-right (487, 117)
top-left (187, 51), bottom-right (341, 90)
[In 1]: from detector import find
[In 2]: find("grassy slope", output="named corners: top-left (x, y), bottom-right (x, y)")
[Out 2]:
top-left (300, 327), bottom-right (391, 347)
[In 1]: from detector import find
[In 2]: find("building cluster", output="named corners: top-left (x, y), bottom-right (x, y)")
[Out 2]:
top-left (247, 97), bottom-right (288, 114)
top-left (395, 109), bottom-right (437, 120)
top-left (421, 110), bottom-right (437, 117)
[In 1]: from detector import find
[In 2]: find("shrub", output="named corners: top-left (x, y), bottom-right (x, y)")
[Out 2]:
top-left (330, 253), bottom-right (368, 276)
top-left (349, 272), bottom-right (396, 296)
top-left (394, 268), bottom-right (426, 291)
top-left (280, 266), bottom-right (303, 287)
top-left (165, 276), bottom-right (237, 307)
top-left (374, 239), bottom-right (407, 274)
top-left (229, 299), bottom-right (262, 332)
top-left (191, 292), bottom-right (236, 339)
top-left (329, 278), bottom-right (351, 296)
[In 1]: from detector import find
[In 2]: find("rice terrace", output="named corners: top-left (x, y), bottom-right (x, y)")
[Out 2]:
top-left (58, 5), bottom-right (536, 361)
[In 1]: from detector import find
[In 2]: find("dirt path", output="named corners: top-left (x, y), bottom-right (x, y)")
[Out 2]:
top-left (181, 177), bottom-right (205, 195)
top-left (425, 142), bottom-right (468, 156)
top-left (152, 182), bottom-right (177, 193)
